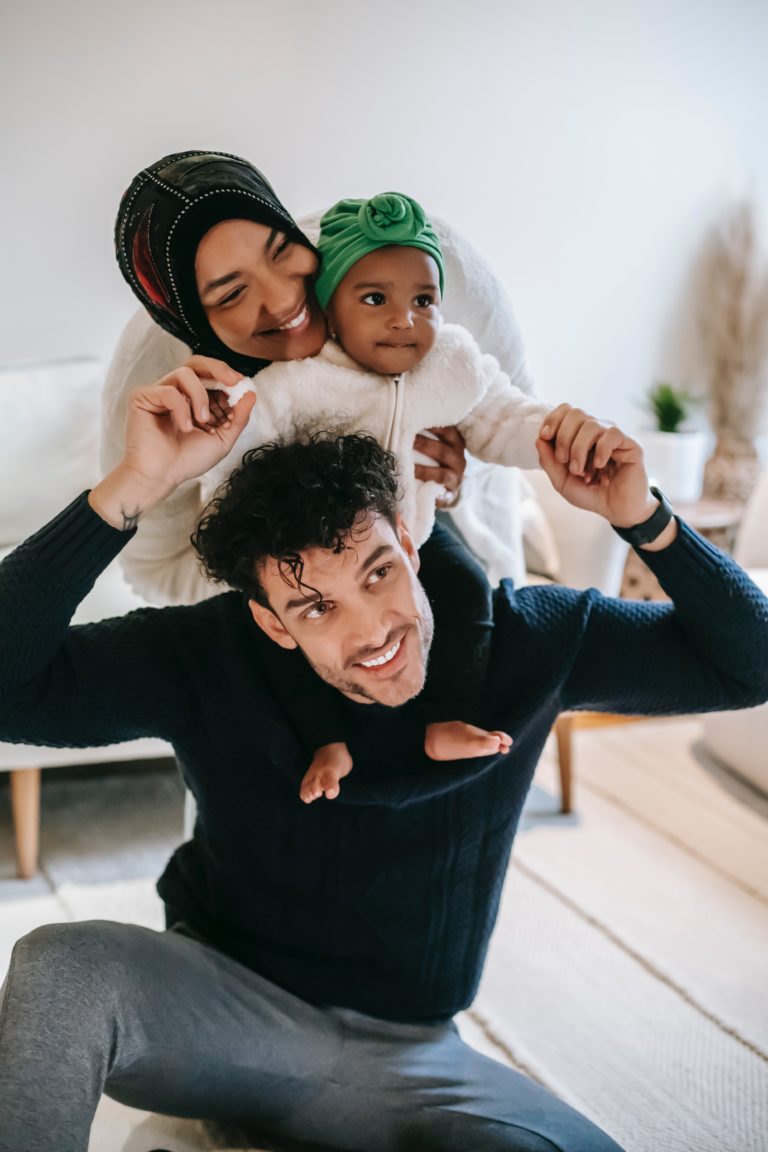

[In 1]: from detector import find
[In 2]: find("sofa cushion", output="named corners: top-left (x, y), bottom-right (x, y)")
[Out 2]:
top-left (0, 357), bottom-right (103, 546)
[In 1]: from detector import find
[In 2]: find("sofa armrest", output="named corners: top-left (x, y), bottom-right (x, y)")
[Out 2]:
top-left (522, 470), bottom-right (629, 596)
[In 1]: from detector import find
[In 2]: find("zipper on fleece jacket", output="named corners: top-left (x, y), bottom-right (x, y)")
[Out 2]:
top-left (383, 374), bottom-right (404, 452)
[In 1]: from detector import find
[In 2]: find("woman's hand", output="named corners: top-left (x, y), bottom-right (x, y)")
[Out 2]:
top-left (413, 426), bottom-right (468, 509)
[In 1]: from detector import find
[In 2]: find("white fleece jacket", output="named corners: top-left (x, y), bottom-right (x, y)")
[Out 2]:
top-left (101, 213), bottom-right (537, 604)
top-left (206, 327), bottom-right (548, 548)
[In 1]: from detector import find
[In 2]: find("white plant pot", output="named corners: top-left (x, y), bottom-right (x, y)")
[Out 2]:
top-left (641, 430), bottom-right (709, 503)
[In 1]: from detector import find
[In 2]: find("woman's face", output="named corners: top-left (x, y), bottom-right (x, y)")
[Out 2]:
top-left (195, 219), bottom-right (327, 361)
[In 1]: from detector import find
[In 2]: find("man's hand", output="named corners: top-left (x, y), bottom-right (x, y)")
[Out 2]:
top-left (413, 426), bottom-right (467, 509)
top-left (90, 364), bottom-right (256, 530)
top-left (537, 405), bottom-right (673, 544)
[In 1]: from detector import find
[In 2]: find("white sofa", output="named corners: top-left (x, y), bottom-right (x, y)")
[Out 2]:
top-left (700, 466), bottom-right (768, 794)
top-left (0, 358), bottom-right (172, 877)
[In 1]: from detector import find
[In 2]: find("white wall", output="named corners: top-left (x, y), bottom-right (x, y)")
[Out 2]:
top-left (2, 0), bottom-right (767, 435)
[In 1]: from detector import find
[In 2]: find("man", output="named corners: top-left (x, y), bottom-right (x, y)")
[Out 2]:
top-left (0, 371), bottom-right (766, 1152)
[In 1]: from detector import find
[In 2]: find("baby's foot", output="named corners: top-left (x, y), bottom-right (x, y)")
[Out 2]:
top-left (300, 742), bottom-right (354, 804)
top-left (424, 721), bottom-right (512, 761)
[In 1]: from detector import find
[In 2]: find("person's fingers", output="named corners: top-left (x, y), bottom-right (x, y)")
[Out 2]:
top-left (569, 419), bottom-right (614, 474)
top-left (551, 407), bottom-right (591, 464)
top-left (423, 425), bottom-right (466, 449)
top-left (413, 434), bottom-right (452, 466)
top-left (413, 464), bottom-right (454, 488)
top-left (536, 437), bottom-right (569, 492)
top-left (591, 426), bottom-right (625, 470)
top-left (135, 384), bottom-right (196, 433)
top-left (184, 355), bottom-right (243, 388)
top-left (537, 403), bottom-right (572, 444)
top-left (171, 366), bottom-right (222, 427)
top-left (222, 392), bottom-right (256, 441)
top-left (434, 487), bottom-right (457, 510)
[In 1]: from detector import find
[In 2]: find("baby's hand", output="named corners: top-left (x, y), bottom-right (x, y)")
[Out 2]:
top-left (210, 378), bottom-right (259, 409)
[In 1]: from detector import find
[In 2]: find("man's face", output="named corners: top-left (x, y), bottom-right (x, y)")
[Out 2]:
top-left (249, 515), bottom-right (434, 707)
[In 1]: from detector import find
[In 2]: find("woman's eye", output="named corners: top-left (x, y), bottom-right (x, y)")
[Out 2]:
top-left (273, 236), bottom-right (290, 260)
top-left (415, 294), bottom-right (434, 307)
top-left (218, 286), bottom-right (245, 308)
top-left (361, 292), bottom-right (386, 306)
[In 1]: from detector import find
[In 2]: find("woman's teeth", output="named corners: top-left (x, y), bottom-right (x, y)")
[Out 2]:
top-left (359, 639), bottom-right (401, 668)
top-left (277, 305), bottom-right (307, 331)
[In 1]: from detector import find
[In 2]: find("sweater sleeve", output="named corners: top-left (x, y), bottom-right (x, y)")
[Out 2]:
top-left (457, 353), bottom-right (550, 471)
top-left (100, 309), bottom-right (219, 606)
top-left (560, 520), bottom-right (768, 715)
top-left (0, 493), bottom-right (191, 748)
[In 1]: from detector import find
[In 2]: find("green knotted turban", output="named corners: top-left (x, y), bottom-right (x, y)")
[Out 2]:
top-left (314, 192), bottom-right (445, 310)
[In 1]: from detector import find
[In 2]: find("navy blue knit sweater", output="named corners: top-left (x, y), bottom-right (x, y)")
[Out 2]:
top-left (1, 494), bottom-right (767, 1022)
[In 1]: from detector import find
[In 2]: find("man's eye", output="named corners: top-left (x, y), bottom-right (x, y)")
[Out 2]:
top-left (361, 292), bottom-right (386, 306)
top-left (369, 564), bottom-right (391, 584)
top-left (304, 601), bottom-right (331, 620)
top-left (415, 294), bottom-right (434, 307)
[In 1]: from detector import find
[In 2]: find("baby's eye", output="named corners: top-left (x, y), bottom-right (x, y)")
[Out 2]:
top-left (415, 293), bottom-right (435, 308)
top-left (361, 292), bottom-right (386, 306)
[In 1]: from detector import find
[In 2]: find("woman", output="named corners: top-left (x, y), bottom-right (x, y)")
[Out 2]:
top-left (102, 150), bottom-right (536, 605)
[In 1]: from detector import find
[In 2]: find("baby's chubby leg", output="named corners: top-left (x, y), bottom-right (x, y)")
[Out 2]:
top-left (425, 721), bottom-right (512, 761)
top-left (300, 742), bottom-right (354, 803)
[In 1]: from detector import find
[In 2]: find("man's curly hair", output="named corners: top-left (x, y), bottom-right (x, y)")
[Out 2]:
top-left (192, 431), bottom-right (400, 606)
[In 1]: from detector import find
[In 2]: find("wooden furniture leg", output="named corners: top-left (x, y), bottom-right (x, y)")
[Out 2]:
top-left (10, 768), bottom-right (41, 879)
top-left (554, 714), bottom-right (574, 814)
top-left (553, 712), bottom-right (648, 816)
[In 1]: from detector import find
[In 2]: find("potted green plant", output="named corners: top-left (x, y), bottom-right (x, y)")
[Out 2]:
top-left (642, 381), bottom-right (708, 502)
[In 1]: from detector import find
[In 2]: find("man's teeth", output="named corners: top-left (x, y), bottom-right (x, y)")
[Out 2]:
top-left (359, 639), bottom-right (401, 668)
top-left (277, 306), bottom-right (307, 331)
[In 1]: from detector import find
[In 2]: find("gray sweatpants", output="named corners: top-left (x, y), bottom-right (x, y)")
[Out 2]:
top-left (0, 920), bottom-right (623, 1152)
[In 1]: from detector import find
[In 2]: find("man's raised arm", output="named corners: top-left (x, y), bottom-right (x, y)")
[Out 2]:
top-left (0, 369), bottom-right (255, 748)
top-left (89, 364), bottom-right (255, 531)
top-left (533, 405), bottom-right (768, 717)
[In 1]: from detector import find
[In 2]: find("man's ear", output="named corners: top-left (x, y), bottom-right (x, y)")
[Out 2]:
top-left (248, 600), bottom-right (299, 650)
top-left (395, 514), bottom-right (420, 575)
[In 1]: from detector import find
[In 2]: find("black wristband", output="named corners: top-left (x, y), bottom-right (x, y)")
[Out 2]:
top-left (612, 486), bottom-right (674, 547)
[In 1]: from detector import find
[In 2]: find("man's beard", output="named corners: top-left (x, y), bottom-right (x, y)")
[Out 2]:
top-left (300, 584), bottom-right (434, 705)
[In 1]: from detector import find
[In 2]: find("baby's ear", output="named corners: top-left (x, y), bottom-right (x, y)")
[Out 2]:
top-left (248, 600), bottom-right (298, 649)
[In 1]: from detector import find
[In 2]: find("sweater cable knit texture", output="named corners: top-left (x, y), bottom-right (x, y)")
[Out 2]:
top-left (1, 494), bottom-right (766, 1021)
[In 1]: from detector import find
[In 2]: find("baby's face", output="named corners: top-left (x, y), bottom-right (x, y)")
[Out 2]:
top-left (327, 246), bottom-right (441, 374)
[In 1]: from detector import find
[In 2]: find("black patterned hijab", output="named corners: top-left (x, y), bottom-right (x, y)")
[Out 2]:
top-left (114, 150), bottom-right (314, 376)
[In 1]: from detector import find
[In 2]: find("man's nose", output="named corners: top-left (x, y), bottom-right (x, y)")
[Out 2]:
top-left (348, 609), bottom-right (392, 659)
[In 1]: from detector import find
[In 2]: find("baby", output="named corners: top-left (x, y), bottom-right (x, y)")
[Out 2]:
top-left (207, 193), bottom-right (551, 802)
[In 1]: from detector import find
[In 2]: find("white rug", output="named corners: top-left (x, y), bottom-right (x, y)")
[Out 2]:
top-left (1, 720), bottom-right (767, 1152)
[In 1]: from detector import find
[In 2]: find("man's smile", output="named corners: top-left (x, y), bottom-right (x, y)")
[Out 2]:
top-left (351, 629), bottom-right (409, 678)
